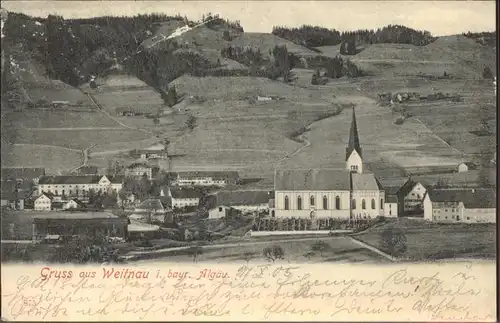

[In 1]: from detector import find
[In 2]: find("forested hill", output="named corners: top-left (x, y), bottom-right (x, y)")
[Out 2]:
top-left (272, 24), bottom-right (437, 48)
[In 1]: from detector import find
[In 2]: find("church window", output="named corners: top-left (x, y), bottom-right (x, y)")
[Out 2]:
top-left (381, 199), bottom-right (384, 208)
top-left (351, 165), bottom-right (358, 171)
top-left (351, 199), bottom-right (356, 209)
top-left (335, 196), bottom-right (340, 210)
top-left (284, 196), bottom-right (289, 210)
top-left (297, 196), bottom-right (302, 210)
top-left (310, 195), bottom-right (315, 206)
top-left (371, 199), bottom-right (376, 209)
top-left (323, 196), bottom-right (328, 210)
top-left (362, 199), bottom-right (366, 209)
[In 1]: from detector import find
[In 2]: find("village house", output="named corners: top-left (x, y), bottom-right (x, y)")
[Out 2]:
top-left (395, 178), bottom-right (428, 216)
top-left (423, 188), bottom-right (496, 223)
top-left (62, 198), bottom-right (86, 210)
top-left (32, 212), bottom-right (129, 241)
top-left (125, 163), bottom-right (155, 180)
top-left (34, 192), bottom-right (54, 211)
top-left (131, 198), bottom-right (173, 224)
top-left (159, 187), bottom-right (202, 209)
top-left (457, 162), bottom-right (477, 173)
top-left (1, 167), bottom-right (45, 184)
top-left (207, 190), bottom-right (273, 219)
top-left (38, 175), bottom-right (123, 199)
top-left (274, 108), bottom-right (385, 223)
top-left (1, 181), bottom-right (33, 210)
top-left (170, 171), bottom-right (239, 187)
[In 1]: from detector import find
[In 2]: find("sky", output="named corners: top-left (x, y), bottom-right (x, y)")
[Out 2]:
top-left (1, 1), bottom-right (496, 36)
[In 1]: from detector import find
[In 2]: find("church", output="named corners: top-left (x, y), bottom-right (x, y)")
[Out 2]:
top-left (274, 107), bottom-right (386, 220)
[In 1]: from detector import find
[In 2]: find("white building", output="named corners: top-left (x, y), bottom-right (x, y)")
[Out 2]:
top-left (38, 175), bottom-right (123, 198)
top-left (208, 190), bottom-right (273, 219)
top-left (160, 187), bottom-right (201, 209)
top-left (274, 107), bottom-right (385, 221)
top-left (423, 188), bottom-right (496, 223)
top-left (171, 171), bottom-right (239, 187)
top-left (396, 178), bottom-right (427, 216)
top-left (62, 198), bottom-right (86, 210)
top-left (457, 162), bottom-right (476, 173)
top-left (34, 193), bottom-right (54, 211)
top-left (125, 163), bottom-right (154, 180)
top-left (384, 195), bottom-right (398, 217)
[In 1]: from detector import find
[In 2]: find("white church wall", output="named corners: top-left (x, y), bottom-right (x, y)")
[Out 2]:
top-left (350, 190), bottom-right (383, 218)
top-left (275, 190), bottom-right (351, 219)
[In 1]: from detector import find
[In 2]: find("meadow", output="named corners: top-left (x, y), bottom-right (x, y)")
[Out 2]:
top-left (3, 109), bottom-right (119, 129)
top-left (1, 144), bottom-right (81, 174)
top-left (134, 236), bottom-right (389, 264)
top-left (354, 218), bottom-right (496, 261)
top-left (13, 128), bottom-right (151, 150)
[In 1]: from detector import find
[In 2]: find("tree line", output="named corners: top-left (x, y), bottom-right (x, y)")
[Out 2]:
top-left (272, 24), bottom-right (436, 48)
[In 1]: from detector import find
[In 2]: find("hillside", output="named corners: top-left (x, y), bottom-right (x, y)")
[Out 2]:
top-left (1, 11), bottom-right (496, 185)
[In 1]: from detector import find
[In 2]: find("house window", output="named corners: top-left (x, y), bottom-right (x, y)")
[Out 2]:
top-left (351, 199), bottom-right (356, 209)
top-left (323, 196), bottom-right (328, 210)
top-left (362, 199), bottom-right (366, 210)
top-left (371, 199), bottom-right (376, 209)
top-left (389, 210), bottom-right (392, 215)
top-left (335, 196), bottom-right (340, 210)
top-left (456, 216), bottom-right (460, 221)
top-left (310, 195), bottom-right (315, 206)
top-left (297, 196), bottom-right (302, 210)
top-left (284, 196), bottom-right (289, 210)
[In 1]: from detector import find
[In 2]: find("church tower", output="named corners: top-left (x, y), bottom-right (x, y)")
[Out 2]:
top-left (346, 107), bottom-right (363, 173)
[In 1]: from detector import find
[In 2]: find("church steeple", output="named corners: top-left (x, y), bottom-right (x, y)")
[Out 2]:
top-left (346, 107), bottom-right (362, 160)
top-left (345, 107), bottom-right (363, 173)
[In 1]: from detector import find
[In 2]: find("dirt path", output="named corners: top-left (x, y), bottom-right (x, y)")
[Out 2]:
top-left (25, 127), bottom-right (126, 131)
top-left (12, 143), bottom-right (81, 152)
top-left (414, 117), bottom-right (464, 155)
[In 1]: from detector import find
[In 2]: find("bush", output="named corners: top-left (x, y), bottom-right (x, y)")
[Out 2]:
top-left (394, 117), bottom-right (405, 125)
top-left (262, 245), bottom-right (284, 262)
top-left (380, 227), bottom-right (407, 257)
top-left (483, 66), bottom-right (493, 79)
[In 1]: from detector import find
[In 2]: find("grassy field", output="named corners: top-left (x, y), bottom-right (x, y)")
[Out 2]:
top-left (355, 218), bottom-right (496, 261)
top-left (1, 144), bottom-right (81, 174)
top-left (13, 128), bottom-right (151, 150)
top-left (3, 110), bottom-right (119, 129)
top-left (136, 236), bottom-right (389, 264)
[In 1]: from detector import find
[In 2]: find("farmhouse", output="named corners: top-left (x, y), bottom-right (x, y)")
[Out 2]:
top-left (38, 175), bottom-right (123, 198)
top-left (457, 162), bottom-right (477, 173)
top-left (132, 143), bottom-right (167, 160)
top-left (170, 171), bottom-right (239, 187)
top-left (131, 198), bottom-right (173, 224)
top-left (1, 181), bottom-right (32, 210)
top-left (1, 167), bottom-right (45, 184)
top-left (395, 178), bottom-right (428, 216)
top-left (125, 163), bottom-right (155, 180)
top-left (423, 188), bottom-right (496, 224)
top-left (62, 198), bottom-right (86, 210)
top-left (32, 212), bottom-right (129, 241)
top-left (274, 108), bottom-right (385, 221)
top-left (160, 187), bottom-right (202, 209)
top-left (208, 190), bottom-right (274, 219)
top-left (34, 192), bottom-right (54, 211)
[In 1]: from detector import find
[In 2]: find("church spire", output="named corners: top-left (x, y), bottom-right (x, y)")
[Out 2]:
top-left (346, 106), bottom-right (362, 161)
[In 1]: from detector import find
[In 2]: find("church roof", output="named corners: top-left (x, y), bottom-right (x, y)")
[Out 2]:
top-left (346, 107), bottom-right (362, 161)
top-left (274, 169), bottom-right (351, 191)
top-left (351, 173), bottom-right (383, 191)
